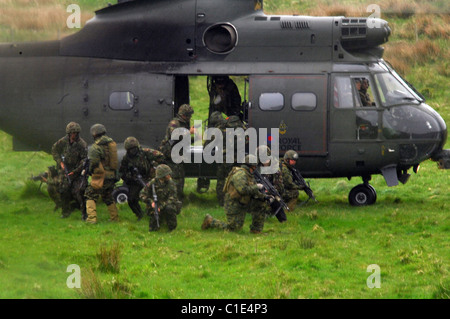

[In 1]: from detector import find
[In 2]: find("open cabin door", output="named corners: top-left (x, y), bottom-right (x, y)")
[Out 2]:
top-left (248, 75), bottom-right (328, 156)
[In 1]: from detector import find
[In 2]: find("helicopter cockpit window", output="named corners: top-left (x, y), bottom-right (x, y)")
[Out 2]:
top-left (291, 93), bottom-right (317, 111)
top-left (259, 93), bottom-right (284, 111)
top-left (354, 77), bottom-right (376, 107)
top-left (374, 73), bottom-right (418, 107)
top-left (333, 76), bottom-right (354, 108)
top-left (109, 92), bottom-right (135, 110)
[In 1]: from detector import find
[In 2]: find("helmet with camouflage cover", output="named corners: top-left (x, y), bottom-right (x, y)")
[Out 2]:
top-left (256, 145), bottom-right (271, 157)
top-left (90, 123), bottom-right (106, 137)
top-left (66, 122), bottom-right (81, 134)
top-left (244, 154), bottom-right (258, 168)
top-left (155, 164), bottom-right (172, 179)
top-left (226, 115), bottom-right (242, 128)
top-left (178, 104), bottom-right (194, 117)
top-left (124, 136), bottom-right (140, 150)
top-left (284, 150), bottom-right (299, 161)
top-left (208, 111), bottom-right (224, 127)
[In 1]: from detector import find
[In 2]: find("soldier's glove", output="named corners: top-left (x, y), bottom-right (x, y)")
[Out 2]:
top-left (257, 183), bottom-right (264, 190)
top-left (264, 194), bottom-right (275, 203)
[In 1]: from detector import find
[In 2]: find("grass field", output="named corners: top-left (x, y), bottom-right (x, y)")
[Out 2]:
top-left (0, 0), bottom-right (449, 299)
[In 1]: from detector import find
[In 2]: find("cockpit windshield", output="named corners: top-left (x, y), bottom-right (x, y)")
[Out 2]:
top-left (374, 72), bottom-right (421, 107)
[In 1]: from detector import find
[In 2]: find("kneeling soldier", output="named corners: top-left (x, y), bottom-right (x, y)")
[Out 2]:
top-left (201, 154), bottom-right (271, 234)
top-left (140, 164), bottom-right (181, 232)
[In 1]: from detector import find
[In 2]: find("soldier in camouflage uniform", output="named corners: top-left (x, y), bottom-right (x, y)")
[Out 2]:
top-left (159, 104), bottom-right (195, 202)
top-left (140, 164), bottom-right (181, 232)
top-left (51, 122), bottom-right (88, 219)
top-left (119, 137), bottom-right (165, 220)
top-left (256, 145), bottom-right (287, 223)
top-left (281, 150), bottom-right (302, 211)
top-left (216, 115), bottom-right (248, 206)
top-left (208, 76), bottom-right (242, 117)
top-left (201, 154), bottom-right (272, 234)
top-left (84, 124), bottom-right (119, 224)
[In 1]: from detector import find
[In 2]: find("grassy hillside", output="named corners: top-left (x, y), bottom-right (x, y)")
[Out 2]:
top-left (0, 0), bottom-right (448, 299)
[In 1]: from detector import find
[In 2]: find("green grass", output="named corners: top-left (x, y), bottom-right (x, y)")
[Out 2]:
top-left (0, 0), bottom-right (449, 299)
top-left (0, 127), bottom-right (449, 298)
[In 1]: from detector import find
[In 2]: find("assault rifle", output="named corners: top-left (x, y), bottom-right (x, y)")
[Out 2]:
top-left (289, 166), bottom-right (318, 204)
top-left (130, 167), bottom-right (147, 188)
top-left (78, 158), bottom-right (90, 191)
top-left (151, 183), bottom-right (160, 228)
top-left (253, 169), bottom-right (289, 217)
top-left (61, 155), bottom-right (72, 183)
top-left (30, 172), bottom-right (48, 190)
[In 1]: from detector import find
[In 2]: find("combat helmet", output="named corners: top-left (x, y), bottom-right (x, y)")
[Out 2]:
top-left (226, 115), bottom-right (242, 128)
top-left (284, 150), bottom-right (299, 161)
top-left (124, 136), bottom-right (140, 151)
top-left (256, 145), bottom-right (271, 157)
top-left (66, 122), bottom-right (81, 134)
top-left (155, 164), bottom-right (172, 179)
top-left (244, 154), bottom-right (258, 168)
top-left (178, 104), bottom-right (194, 117)
top-left (90, 123), bottom-right (106, 137)
top-left (208, 111), bottom-right (224, 127)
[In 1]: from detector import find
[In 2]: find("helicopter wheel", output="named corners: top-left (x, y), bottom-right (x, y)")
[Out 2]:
top-left (348, 184), bottom-right (377, 206)
top-left (112, 186), bottom-right (129, 204)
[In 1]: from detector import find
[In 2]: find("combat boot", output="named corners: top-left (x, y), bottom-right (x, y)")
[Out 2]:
top-left (201, 214), bottom-right (213, 230)
top-left (85, 200), bottom-right (97, 224)
top-left (287, 198), bottom-right (298, 212)
top-left (107, 203), bottom-right (119, 222)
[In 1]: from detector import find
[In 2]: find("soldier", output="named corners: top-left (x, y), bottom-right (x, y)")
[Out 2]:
top-left (201, 154), bottom-right (272, 234)
top-left (119, 136), bottom-right (165, 221)
top-left (159, 104), bottom-right (195, 202)
top-left (256, 145), bottom-right (287, 223)
top-left (84, 124), bottom-right (119, 224)
top-left (215, 115), bottom-right (248, 206)
top-left (281, 150), bottom-right (302, 211)
top-left (140, 164), bottom-right (181, 232)
top-left (208, 76), bottom-right (242, 117)
top-left (360, 78), bottom-right (375, 106)
top-left (355, 78), bottom-right (373, 107)
top-left (51, 122), bottom-right (88, 219)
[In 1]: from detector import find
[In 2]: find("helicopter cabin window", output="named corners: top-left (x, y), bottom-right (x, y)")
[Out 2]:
top-left (109, 92), bottom-right (135, 110)
top-left (291, 93), bottom-right (317, 111)
top-left (259, 93), bottom-right (284, 111)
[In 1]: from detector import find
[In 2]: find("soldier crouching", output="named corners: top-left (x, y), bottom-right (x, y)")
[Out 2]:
top-left (201, 154), bottom-right (271, 234)
top-left (140, 164), bottom-right (181, 232)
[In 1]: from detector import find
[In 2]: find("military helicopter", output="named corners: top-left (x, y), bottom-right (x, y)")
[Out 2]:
top-left (0, 0), bottom-right (448, 206)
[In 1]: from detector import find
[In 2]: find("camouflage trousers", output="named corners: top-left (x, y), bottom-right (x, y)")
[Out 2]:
top-left (57, 172), bottom-right (87, 217)
top-left (126, 182), bottom-right (144, 218)
top-left (210, 195), bottom-right (269, 232)
top-left (283, 189), bottom-right (300, 211)
top-left (167, 160), bottom-right (184, 202)
top-left (84, 179), bottom-right (116, 206)
top-left (147, 206), bottom-right (177, 232)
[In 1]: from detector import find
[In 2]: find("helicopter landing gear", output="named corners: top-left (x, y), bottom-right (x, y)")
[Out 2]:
top-left (348, 183), bottom-right (377, 206)
top-left (112, 186), bottom-right (129, 204)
